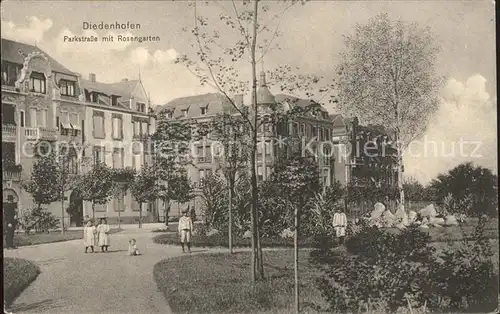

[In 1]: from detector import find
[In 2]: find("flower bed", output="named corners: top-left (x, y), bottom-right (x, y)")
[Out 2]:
top-left (3, 258), bottom-right (40, 308)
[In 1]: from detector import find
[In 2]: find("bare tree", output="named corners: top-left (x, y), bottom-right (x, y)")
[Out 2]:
top-left (336, 13), bottom-right (443, 208)
top-left (177, 0), bottom-right (331, 282)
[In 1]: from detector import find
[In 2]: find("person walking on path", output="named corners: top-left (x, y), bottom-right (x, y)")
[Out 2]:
top-left (178, 208), bottom-right (193, 253)
top-left (3, 195), bottom-right (18, 249)
top-left (97, 218), bottom-right (111, 252)
top-left (332, 208), bottom-right (348, 245)
top-left (83, 220), bottom-right (97, 253)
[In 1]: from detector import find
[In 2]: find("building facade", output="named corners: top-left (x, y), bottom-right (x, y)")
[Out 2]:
top-left (1, 38), bottom-right (156, 227)
top-left (155, 71), bottom-right (352, 219)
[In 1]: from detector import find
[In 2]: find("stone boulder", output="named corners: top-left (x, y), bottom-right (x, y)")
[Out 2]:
top-left (243, 230), bottom-right (252, 239)
top-left (419, 204), bottom-right (437, 218)
top-left (371, 202), bottom-right (386, 220)
top-left (444, 215), bottom-right (459, 226)
top-left (419, 224), bottom-right (429, 229)
top-left (395, 205), bottom-right (409, 226)
top-left (429, 217), bottom-right (445, 227)
top-left (381, 210), bottom-right (396, 227)
top-left (206, 229), bottom-right (219, 237)
top-left (408, 210), bottom-right (418, 224)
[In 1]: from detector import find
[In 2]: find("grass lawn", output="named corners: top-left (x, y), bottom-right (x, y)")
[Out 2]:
top-left (3, 258), bottom-right (41, 308)
top-left (5, 228), bottom-right (122, 248)
top-left (154, 250), bottom-right (327, 314)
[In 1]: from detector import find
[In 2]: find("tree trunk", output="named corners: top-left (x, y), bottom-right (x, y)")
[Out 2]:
top-left (396, 132), bottom-right (405, 209)
top-left (61, 197), bottom-right (65, 234)
top-left (294, 203), bottom-right (300, 314)
top-left (165, 198), bottom-right (170, 226)
top-left (92, 202), bottom-right (95, 221)
top-left (229, 182), bottom-right (233, 254)
top-left (249, 0), bottom-right (260, 283)
top-left (139, 202), bottom-right (143, 228)
top-left (118, 200), bottom-right (121, 229)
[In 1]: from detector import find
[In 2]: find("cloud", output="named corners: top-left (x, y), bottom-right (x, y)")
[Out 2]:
top-left (404, 74), bottom-right (497, 184)
top-left (1, 16), bottom-right (53, 44)
top-left (128, 47), bottom-right (179, 66)
top-left (129, 47), bottom-right (150, 66)
top-left (153, 49), bottom-right (178, 64)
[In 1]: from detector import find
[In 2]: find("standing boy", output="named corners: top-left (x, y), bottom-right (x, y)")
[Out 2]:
top-left (178, 208), bottom-right (193, 253)
top-left (332, 208), bottom-right (348, 245)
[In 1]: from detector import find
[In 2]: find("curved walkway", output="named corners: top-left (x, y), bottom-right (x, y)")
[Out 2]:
top-left (3, 228), bottom-right (227, 314)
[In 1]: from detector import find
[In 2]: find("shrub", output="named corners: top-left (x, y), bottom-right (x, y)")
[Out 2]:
top-left (18, 207), bottom-right (59, 234)
top-left (317, 225), bottom-right (436, 312)
top-left (3, 258), bottom-right (40, 307)
top-left (427, 216), bottom-right (499, 312)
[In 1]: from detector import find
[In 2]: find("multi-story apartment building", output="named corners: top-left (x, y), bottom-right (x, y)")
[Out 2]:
top-left (1, 38), bottom-right (156, 227)
top-left (156, 71), bottom-right (351, 218)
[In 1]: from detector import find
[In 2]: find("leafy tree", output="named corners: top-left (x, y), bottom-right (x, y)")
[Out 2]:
top-left (427, 162), bottom-right (498, 216)
top-left (337, 13), bottom-right (443, 209)
top-left (177, 0), bottom-right (332, 284)
top-left (22, 153), bottom-right (60, 211)
top-left (78, 162), bottom-right (114, 221)
top-left (403, 177), bottom-right (427, 203)
top-left (130, 164), bottom-right (161, 228)
top-left (209, 113), bottom-right (251, 252)
top-left (266, 153), bottom-right (321, 312)
top-left (159, 168), bottom-right (193, 225)
top-left (199, 172), bottom-right (227, 229)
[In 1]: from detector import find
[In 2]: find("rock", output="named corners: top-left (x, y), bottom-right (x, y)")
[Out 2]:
top-left (280, 228), bottom-right (295, 239)
top-left (206, 229), bottom-right (219, 237)
top-left (371, 202), bottom-right (386, 220)
top-left (422, 217), bottom-right (429, 224)
top-left (419, 224), bottom-right (429, 229)
top-left (408, 210), bottom-right (418, 223)
top-left (419, 204), bottom-right (437, 218)
top-left (396, 223), bottom-right (406, 230)
top-left (444, 215), bottom-right (459, 226)
top-left (429, 217), bottom-right (445, 226)
top-left (242, 230), bottom-right (252, 239)
top-left (381, 210), bottom-right (396, 227)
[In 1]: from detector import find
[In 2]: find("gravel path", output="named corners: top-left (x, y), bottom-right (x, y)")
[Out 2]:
top-left (3, 228), bottom-right (225, 314)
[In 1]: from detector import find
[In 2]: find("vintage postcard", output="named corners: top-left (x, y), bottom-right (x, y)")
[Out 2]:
top-left (2, 1), bottom-right (498, 313)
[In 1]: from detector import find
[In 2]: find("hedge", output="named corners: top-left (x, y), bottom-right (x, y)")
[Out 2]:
top-left (3, 258), bottom-right (40, 307)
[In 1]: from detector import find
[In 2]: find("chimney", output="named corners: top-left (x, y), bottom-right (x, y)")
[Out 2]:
top-left (122, 78), bottom-right (129, 82)
top-left (259, 71), bottom-right (267, 87)
top-left (89, 73), bottom-right (96, 82)
top-left (234, 94), bottom-right (244, 107)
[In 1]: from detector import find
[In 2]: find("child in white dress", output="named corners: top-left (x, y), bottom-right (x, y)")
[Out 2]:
top-left (83, 220), bottom-right (96, 253)
top-left (97, 218), bottom-right (111, 252)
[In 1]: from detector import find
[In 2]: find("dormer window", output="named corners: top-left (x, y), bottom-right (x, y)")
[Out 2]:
top-left (91, 92), bottom-right (98, 103)
top-left (181, 109), bottom-right (188, 117)
top-left (136, 102), bottom-right (146, 112)
top-left (60, 80), bottom-right (76, 96)
top-left (112, 96), bottom-right (119, 106)
top-left (166, 111), bottom-right (173, 119)
top-left (30, 71), bottom-right (46, 94)
top-left (1, 62), bottom-right (22, 86)
top-left (200, 106), bottom-right (208, 115)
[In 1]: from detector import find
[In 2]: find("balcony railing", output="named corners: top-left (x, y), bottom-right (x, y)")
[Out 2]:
top-left (39, 127), bottom-right (58, 141)
top-left (3, 170), bottom-right (21, 181)
top-left (2, 124), bottom-right (17, 141)
top-left (24, 127), bottom-right (40, 140)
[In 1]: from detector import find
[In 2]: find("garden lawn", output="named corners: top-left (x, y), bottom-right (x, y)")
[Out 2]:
top-left (154, 250), bottom-right (326, 314)
top-left (3, 258), bottom-right (40, 308)
top-left (5, 228), bottom-right (121, 247)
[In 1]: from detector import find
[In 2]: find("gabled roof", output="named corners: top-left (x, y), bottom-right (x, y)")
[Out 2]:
top-left (79, 78), bottom-right (148, 109)
top-left (1, 38), bottom-right (75, 76)
top-left (157, 93), bottom-right (234, 118)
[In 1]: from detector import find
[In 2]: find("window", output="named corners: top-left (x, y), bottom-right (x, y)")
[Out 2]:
top-left (111, 96), bottom-right (119, 106)
top-left (30, 72), bottom-right (46, 94)
top-left (2, 104), bottom-right (16, 124)
top-left (136, 102), bottom-right (146, 112)
top-left (131, 198), bottom-right (140, 211)
top-left (319, 128), bottom-right (324, 141)
top-left (299, 124), bottom-right (305, 136)
top-left (133, 120), bottom-right (141, 137)
top-left (60, 110), bottom-right (71, 135)
top-left (70, 112), bottom-right (80, 135)
top-left (113, 191), bottom-right (125, 212)
top-left (19, 110), bottom-right (25, 127)
top-left (325, 128), bottom-right (331, 141)
top-left (181, 109), bottom-right (188, 117)
top-left (39, 109), bottom-right (47, 127)
top-left (112, 148), bottom-right (124, 169)
top-left (93, 111), bottom-right (105, 138)
top-left (257, 166), bottom-right (263, 181)
top-left (141, 122), bottom-right (148, 135)
top-left (2, 142), bottom-right (16, 166)
top-left (93, 146), bottom-right (105, 165)
top-left (291, 123), bottom-right (298, 137)
top-left (200, 106), bottom-right (208, 115)
top-left (1, 62), bottom-right (22, 86)
top-left (112, 115), bottom-right (123, 140)
top-left (265, 142), bottom-right (272, 157)
top-left (312, 126), bottom-right (317, 139)
top-left (133, 153), bottom-right (142, 170)
top-left (95, 203), bottom-right (107, 212)
top-left (59, 80), bottom-right (75, 96)
top-left (91, 93), bottom-right (98, 103)
top-left (30, 108), bottom-right (37, 127)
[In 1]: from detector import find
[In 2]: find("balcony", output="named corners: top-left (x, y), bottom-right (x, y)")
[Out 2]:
top-left (24, 127), bottom-right (40, 141)
top-left (2, 124), bottom-right (17, 142)
top-left (39, 127), bottom-right (58, 141)
top-left (2, 164), bottom-right (22, 182)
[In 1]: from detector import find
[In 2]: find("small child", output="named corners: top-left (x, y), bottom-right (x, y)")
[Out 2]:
top-left (97, 218), bottom-right (111, 252)
top-left (128, 238), bottom-right (140, 256)
top-left (83, 220), bottom-right (96, 253)
top-left (332, 208), bottom-right (348, 245)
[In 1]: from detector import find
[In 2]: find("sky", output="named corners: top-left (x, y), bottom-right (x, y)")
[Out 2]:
top-left (1, 0), bottom-right (497, 184)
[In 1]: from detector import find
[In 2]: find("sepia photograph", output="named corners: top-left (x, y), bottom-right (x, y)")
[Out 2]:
top-left (1, 0), bottom-right (498, 313)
